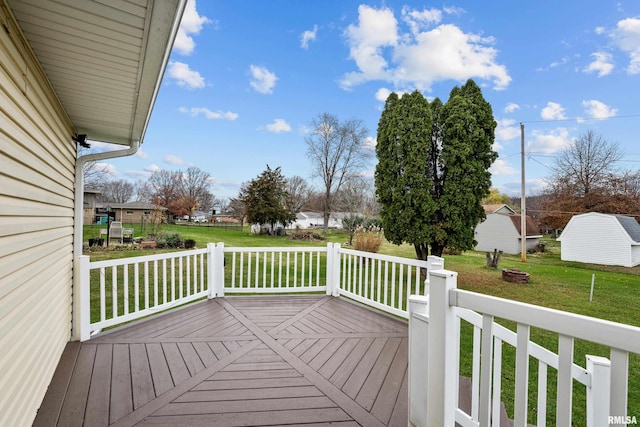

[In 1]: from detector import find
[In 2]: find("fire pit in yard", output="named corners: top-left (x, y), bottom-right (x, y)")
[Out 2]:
top-left (502, 269), bottom-right (530, 284)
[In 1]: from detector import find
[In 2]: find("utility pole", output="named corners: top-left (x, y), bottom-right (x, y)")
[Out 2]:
top-left (520, 123), bottom-right (526, 262)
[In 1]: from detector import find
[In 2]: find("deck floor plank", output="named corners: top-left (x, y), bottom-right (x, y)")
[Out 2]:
top-left (35, 295), bottom-right (408, 426)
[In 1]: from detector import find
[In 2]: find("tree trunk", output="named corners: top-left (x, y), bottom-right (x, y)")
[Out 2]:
top-left (431, 243), bottom-right (445, 257)
top-left (414, 243), bottom-right (429, 280)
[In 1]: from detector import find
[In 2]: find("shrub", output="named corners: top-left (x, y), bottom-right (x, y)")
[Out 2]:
top-left (353, 225), bottom-right (383, 253)
top-left (184, 239), bottom-right (196, 249)
top-left (155, 231), bottom-right (184, 248)
top-left (288, 229), bottom-right (325, 241)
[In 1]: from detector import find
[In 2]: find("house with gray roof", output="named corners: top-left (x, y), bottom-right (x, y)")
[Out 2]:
top-left (557, 212), bottom-right (640, 267)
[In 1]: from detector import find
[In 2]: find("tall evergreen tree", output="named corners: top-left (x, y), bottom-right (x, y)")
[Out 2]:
top-left (239, 165), bottom-right (296, 233)
top-left (375, 80), bottom-right (497, 258)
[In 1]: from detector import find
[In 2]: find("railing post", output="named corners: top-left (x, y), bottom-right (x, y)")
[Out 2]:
top-left (73, 255), bottom-right (91, 341)
top-left (408, 295), bottom-right (430, 427)
top-left (586, 355), bottom-right (611, 427)
top-left (216, 242), bottom-right (225, 297)
top-left (427, 269), bottom-right (458, 426)
top-left (325, 242), bottom-right (334, 296)
top-left (424, 256), bottom-right (445, 295)
top-left (326, 243), bottom-right (340, 297)
top-left (207, 243), bottom-right (215, 299)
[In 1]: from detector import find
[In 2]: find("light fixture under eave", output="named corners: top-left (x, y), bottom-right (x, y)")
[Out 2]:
top-left (73, 134), bottom-right (90, 148)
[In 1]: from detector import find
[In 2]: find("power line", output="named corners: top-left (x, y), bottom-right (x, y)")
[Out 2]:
top-left (520, 114), bottom-right (640, 124)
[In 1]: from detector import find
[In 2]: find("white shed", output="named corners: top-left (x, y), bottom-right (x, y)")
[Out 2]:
top-left (557, 212), bottom-right (640, 267)
top-left (475, 213), bottom-right (542, 254)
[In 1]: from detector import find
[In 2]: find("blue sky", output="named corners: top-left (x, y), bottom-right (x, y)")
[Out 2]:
top-left (93, 0), bottom-right (640, 201)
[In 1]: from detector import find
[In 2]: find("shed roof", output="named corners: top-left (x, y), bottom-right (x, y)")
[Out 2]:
top-left (614, 215), bottom-right (640, 243)
top-left (6, 0), bottom-right (186, 147)
top-left (503, 213), bottom-right (541, 237)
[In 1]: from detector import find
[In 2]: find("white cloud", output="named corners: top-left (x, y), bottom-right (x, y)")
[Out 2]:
top-left (301, 25), bottom-right (318, 49)
top-left (168, 61), bottom-right (205, 89)
top-left (135, 149), bottom-right (149, 159)
top-left (340, 5), bottom-right (510, 91)
top-left (495, 118), bottom-right (520, 141)
top-left (581, 99), bottom-right (617, 119)
top-left (364, 136), bottom-right (377, 150)
top-left (249, 65), bottom-right (278, 94)
top-left (265, 119), bottom-right (291, 133)
top-left (528, 128), bottom-right (571, 154)
top-left (179, 107), bottom-right (238, 120)
top-left (145, 164), bottom-right (161, 173)
top-left (540, 102), bottom-right (566, 120)
top-left (173, 0), bottom-right (211, 55)
top-left (125, 169), bottom-right (152, 179)
top-left (375, 87), bottom-right (409, 102)
top-left (401, 6), bottom-right (442, 35)
top-left (504, 103), bottom-right (520, 113)
top-left (164, 155), bottom-right (184, 165)
top-left (611, 17), bottom-right (640, 74)
top-left (489, 158), bottom-right (517, 176)
top-left (583, 51), bottom-right (614, 77)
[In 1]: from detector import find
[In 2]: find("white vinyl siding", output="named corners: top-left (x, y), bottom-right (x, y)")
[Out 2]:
top-left (0, 5), bottom-right (76, 426)
top-left (558, 214), bottom-right (635, 267)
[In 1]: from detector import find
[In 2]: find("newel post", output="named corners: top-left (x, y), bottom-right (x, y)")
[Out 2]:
top-left (424, 256), bottom-right (445, 295)
top-left (586, 355), bottom-right (611, 427)
top-left (326, 243), bottom-right (340, 297)
top-left (427, 270), bottom-right (458, 426)
top-left (73, 255), bottom-right (91, 342)
top-left (408, 295), bottom-right (430, 427)
top-left (207, 243), bottom-right (215, 299)
top-left (209, 242), bottom-right (225, 298)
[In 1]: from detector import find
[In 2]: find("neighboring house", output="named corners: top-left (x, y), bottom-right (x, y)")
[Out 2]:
top-left (0, 2), bottom-right (185, 425)
top-left (475, 213), bottom-right (542, 254)
top-left (100, 202), bottom-right (167, 224)
top-left (557, 212), bottom-right (640, 267)
top-left (291, 212), bottom-right (351, 229)
top-left (82, 188), bottom-right (101, 224)
top-left (483, 203), bottom-right (517, 215)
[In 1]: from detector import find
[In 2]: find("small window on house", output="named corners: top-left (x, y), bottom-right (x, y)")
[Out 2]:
top-left (126, 210), bottom-right (133, 215)
top-left (144, 211), bottom-right (151, 215)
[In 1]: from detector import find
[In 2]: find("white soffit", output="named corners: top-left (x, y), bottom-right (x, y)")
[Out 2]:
top-left (7, 0), bottom-right (185, 146)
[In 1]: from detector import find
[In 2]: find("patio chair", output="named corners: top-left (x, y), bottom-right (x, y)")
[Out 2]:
top-left (109, 221), bottom-right (124, 244)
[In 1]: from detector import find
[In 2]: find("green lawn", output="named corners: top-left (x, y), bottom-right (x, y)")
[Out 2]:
top-left (84, 225), bottom-right (640, 424)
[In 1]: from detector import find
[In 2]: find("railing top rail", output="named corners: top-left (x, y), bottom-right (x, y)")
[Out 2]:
top-left (451, 288), bottom-right (640, 354)
top-left (339, 247), bottom-right (429, 267)
top-left (223, 246), bottom-right (328, 253)
top-left (89, 248), bottom-right (208, 269)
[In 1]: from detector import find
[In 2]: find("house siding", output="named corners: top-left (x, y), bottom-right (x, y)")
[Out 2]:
top-left (475, 215), bottom-right (521, 254)
top-left (0, 6), bottom-right (76, 426)
top-left (559, 214), bottom-right (633, 267)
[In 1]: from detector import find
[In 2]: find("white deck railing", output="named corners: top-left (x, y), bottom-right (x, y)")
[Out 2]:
top-left (76, 242), bottom-right (441, 340)
top-left (408, 270), bottom-right (640, 427)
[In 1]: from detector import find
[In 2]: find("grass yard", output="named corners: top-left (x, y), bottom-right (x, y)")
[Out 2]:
top-left (84, 224), bottom-right (640, 424)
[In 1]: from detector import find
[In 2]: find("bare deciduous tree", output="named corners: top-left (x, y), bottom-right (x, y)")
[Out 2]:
top-left (286, 175), bottom-right (312, 213)
top-left (305, 113), bottom-right (372, 233)
top-left (96, 179), bottom-right (135, 203)
top-left (551, 130), bottom-right (623, 197)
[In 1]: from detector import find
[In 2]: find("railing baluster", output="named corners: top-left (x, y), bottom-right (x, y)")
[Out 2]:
top-left (391, 263), bottom-right (396, 309)
top-left (112, 266), bottom-right (118, 318)
top-left (178, 257), bottom-right (183, 299)
top-left (472, 324), bottom-right (481, 420)
top-left (270, 251), bottom-right (275, 288)
top-left (556, 334), bottom-right (574, 427)
top-left (537, 361), bottom-right (547, 427)
top-left (170, 258), bottom-right (175, 301)
top-left (479, 314), bottom-right (494, 426)
top-left (153, 260), bottom-right (158, 307)
top-left (100, 267), bottom-right (106, 321)
top-left (514, 323), bottom-right (530, 426)
top-left (134, 262), bottom-right (140, 312)
top-left (492, 338), bottom-right (503, 427)
top-left (123, 264), bottom-right (129, 316)
top-left (162, 259), bottom-right (167, 305)
top-left (186, 255), bottom-right (191, 296)
top-left (144, 261), bottom-right (149, 309)
top-left (610, 348), bottom-right (629, 421)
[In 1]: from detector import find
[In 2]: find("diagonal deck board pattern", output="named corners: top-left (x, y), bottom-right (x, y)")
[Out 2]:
top-left (34, 295), bottom-right (408, 426)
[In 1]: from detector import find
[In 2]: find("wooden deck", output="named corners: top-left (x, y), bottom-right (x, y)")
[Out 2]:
top-left (34, 295), bottom-right (408, 426)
